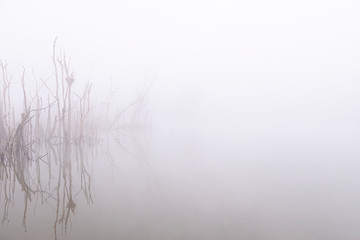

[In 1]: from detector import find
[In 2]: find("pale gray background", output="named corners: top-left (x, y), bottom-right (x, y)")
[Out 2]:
top-left (1, 0), bottom-right (360, 239)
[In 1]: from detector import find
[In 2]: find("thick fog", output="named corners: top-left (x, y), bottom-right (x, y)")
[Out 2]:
top-left (1, 0), bottom-right (360, 239)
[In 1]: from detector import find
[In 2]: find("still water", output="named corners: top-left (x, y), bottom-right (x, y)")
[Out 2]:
top-left (1, 119), bottom-right (360, 240)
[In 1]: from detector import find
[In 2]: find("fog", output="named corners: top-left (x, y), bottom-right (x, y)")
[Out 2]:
top-left (1, 0), bottom-right (360, 239)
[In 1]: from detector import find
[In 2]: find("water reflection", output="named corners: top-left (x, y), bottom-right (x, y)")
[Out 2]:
top-left (0, 117), bottom-right (150, 240)
top-left (0, 135), bottom-right (95, 239)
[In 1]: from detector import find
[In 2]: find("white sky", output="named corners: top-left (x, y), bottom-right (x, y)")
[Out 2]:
top-left (1, 0), bottom-right (360, 136)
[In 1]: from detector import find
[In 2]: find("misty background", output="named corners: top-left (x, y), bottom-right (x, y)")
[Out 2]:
top-left (1, 0), bottom-right (360, 239)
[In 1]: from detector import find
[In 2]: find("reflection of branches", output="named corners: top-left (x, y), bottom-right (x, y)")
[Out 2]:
top-left (0, 136), bottom-right (95, 239)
